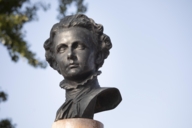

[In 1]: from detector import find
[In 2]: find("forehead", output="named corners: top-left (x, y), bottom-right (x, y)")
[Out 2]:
top-left (53, 27), bottom-right (93, 46)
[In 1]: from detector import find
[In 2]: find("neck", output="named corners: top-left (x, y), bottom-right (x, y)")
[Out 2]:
top-left (66, 77), bottom-right (100, 100)
top-left (60, 71), bottom-right (101, 90)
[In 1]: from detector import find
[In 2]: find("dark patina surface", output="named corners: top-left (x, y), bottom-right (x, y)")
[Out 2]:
top-left (44, 14), bottom-right (122, 121)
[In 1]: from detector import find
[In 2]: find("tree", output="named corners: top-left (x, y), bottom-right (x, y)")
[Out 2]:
top-left (0, 0), bottom-right (49, 68)
top-left (0, 119), bottom-right (16, 128)
top-left (0, 0), bottom-right (87, 68)
top-left (0, 90), bottom-right (16, 128)
top-left (57, 0), bottom-right (87, 20)
top-left (0, 0), bottom-right (87, 127)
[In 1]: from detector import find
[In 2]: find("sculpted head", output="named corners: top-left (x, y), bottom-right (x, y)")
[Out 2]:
top-left (44, 14), bottom-right (112, 81)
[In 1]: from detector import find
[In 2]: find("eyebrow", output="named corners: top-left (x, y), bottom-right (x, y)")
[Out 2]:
top-left (74, 41), bottom-right (89, 47)
top-left (55, 38), bottom-right (90, 52)
top-left (56, 43), bottom-right (67, 51)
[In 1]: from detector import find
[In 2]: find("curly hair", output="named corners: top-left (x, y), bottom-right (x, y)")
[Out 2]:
top-left (44, 14), bottom-right (112, 73)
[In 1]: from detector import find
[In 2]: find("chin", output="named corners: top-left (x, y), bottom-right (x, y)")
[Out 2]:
top-left (62, 68), bottom-right (94, 80)
top-left (64, 69), bottom-right (82, 78)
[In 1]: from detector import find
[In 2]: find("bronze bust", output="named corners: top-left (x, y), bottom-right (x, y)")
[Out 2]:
top-left (44, 14), bottom-right (122, 121)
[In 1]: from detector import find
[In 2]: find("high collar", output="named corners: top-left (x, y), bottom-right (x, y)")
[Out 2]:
top-left (59, 71), bottom-right (101, 90)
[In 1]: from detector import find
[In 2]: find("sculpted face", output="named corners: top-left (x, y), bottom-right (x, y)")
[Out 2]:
top-left (53, 27), bottom-right (96, 81)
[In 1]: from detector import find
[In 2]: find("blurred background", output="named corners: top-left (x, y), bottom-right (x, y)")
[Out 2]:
top-left (0, 0), bottom-right (192, 128)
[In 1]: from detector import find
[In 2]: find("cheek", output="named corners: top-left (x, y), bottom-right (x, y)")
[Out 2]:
top-left (56, 52), bottom-right (67, 61)
top-left (89, 53), bottom-right (95, 63)
top-left (85, 52), bottom-right (96, 69)
top-left (55, 54), bottom-right (67, 68)
top-left (78, 51), bottom-right (95, 64)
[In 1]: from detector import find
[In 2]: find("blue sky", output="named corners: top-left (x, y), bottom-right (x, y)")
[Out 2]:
top-left (1, 0), bottom-right (192, 128)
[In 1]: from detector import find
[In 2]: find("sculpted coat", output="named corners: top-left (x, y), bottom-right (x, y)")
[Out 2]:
top-left (44, 14), bottom-right (122, 120)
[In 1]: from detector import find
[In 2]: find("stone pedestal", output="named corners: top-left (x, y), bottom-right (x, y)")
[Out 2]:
top-left (52, 118), bottom-right (103, 128)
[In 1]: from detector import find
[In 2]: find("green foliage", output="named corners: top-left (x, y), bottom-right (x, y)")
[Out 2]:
top-left (0, 0), bottom-right (87, 68)
top-left (0, 91), bottom-right (7, 103)
top-left (58, 0), bottom-right (87, 19)
top-left (0, 90), bottom-right (15, 128)
top-left (0, 0), bottom-right (49, 68)
top-left (0, 119), bottom-right (16, 128)
top-left (0, 0), bottom-right (87, 127)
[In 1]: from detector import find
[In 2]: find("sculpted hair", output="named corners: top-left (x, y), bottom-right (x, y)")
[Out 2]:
top-left (44, 14), bottom-right (112, 73)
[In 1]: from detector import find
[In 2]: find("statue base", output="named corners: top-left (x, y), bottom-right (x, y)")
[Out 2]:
top-left (52, 118), bottom-right (104, 128)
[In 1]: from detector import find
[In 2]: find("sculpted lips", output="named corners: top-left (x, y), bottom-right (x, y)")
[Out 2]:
top-left (67, 63), bottom-right (79, 69)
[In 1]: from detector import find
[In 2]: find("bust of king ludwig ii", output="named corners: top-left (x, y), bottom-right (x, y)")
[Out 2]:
top-left (44, 14), bottom-right (122, 121)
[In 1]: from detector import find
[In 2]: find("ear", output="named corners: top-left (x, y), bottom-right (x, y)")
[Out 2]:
top-left (55, 63), bottom-right (62, 74)
top-left (52, 61), bottom-right (59, 72)
top-left (96, 52), bottom-right (103, 65)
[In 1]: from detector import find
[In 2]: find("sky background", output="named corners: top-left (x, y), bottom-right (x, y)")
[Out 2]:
top-left (1, 0), bottom-right (192, 128)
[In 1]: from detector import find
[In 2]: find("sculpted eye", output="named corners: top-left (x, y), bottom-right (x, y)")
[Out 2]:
top-left (73, 42), bottom-right (86, 50)
top-left (77, 44), bottom-right (85, 49)
top-left (57, 45), bottom-right (67, 53)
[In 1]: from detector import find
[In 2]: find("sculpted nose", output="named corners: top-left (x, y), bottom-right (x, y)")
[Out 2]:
top-left (67, 48), bottom-right (74, 60)
top-left (67, 52), bottom-right (72, 59)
